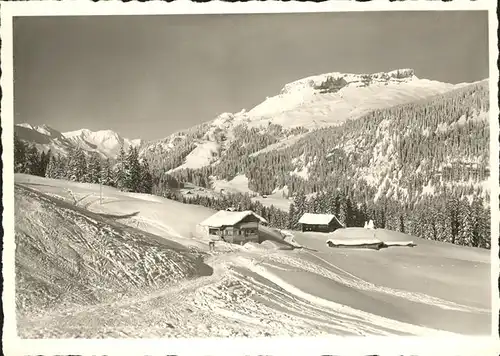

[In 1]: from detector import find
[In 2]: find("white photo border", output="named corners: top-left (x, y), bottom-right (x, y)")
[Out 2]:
top-left (1, 2), bottom-right (499, 356)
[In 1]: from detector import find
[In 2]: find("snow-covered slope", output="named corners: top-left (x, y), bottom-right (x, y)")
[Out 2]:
top-left (140, 68), bottom-right (470, 172)
top-left (15, 174), bottom-right (491, 338)
top-left (15, 180), bottom-right (213, 327)
top-left (15, 124), bottom-right (141, 158)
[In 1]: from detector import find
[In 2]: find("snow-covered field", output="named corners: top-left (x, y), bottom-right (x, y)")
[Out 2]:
top-left (14, 174), bottom-right (492, 338)
top-left (210, 175), bottom-right (292, 210)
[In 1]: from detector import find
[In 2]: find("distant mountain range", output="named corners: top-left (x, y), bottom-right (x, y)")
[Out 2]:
top-left (15, 123), bottom-right (141, 158)
top-left (17, 68), bottom-right (472, 160)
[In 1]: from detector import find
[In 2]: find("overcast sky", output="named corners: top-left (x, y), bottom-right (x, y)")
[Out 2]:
top-left (13, 11), bottom-right (489, 140)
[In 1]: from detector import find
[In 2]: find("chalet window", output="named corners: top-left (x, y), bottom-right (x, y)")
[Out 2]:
top-left (209, 228), bottom-right (219, 235)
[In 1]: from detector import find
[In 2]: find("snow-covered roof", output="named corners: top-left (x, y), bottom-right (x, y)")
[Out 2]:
top-left (298, 213), bottom-right (343, 226)
top-left (200, 210), bottom-right (267, 228)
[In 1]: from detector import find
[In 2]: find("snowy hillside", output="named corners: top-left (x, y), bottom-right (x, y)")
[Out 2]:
top-left (14, 124), bottom-right (75, 156)
top-left (139, 68), bottom-right (474, 174)
top-left (15, 182), bottom-right (212, 326)
top-left (245, 68), bottom-right (456, 129)
top-left (15, 174), bottom-right (491, 338)
top-left (15, 124), bottom-right (140, 158)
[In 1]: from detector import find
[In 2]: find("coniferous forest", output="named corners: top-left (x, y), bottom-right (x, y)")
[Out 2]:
top-left (15, 80), bottom-right (491, 249)
top-left (14, 137), bottom-right (154, 194)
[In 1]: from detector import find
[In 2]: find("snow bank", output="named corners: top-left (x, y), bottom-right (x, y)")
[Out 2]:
top-left (326, 239), bottom-right (383, 249)
top-left (243, 242), bottom-right (269, 252)
top-left (382, 241), bottom-right (416, 247)
top-left (324, 227), bottom-right (417, 249)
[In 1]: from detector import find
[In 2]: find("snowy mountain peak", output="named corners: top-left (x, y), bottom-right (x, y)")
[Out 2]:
top-left (63, 128), bottom-right (92, 138)
top-left (279, 68), bottom-right (418, 95)
top-left (62, 128), bottom-right (140, 157)
top-left (63, 128), bottom-right (124, 144)
top-left (17, 123), bottom-right (35, 130)
top-left (243, 68), bottom-right (457, 130)
top-left (15, 123), bottom-right (140, 158)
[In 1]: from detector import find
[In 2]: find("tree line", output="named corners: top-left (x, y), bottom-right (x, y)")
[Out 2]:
top-left (14, 134), bottom-right (154, 194)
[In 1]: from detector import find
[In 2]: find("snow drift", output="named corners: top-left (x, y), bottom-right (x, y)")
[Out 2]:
top-left (324, 228), bottom-right (416, 249)
top-left (326, 238), bottom-right (384, 249)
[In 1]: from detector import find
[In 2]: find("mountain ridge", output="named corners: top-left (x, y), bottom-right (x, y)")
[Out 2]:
top-left (16, 68), bottom-right (484, 159)
top-left (15, 124), bottom-right (141, 159)
top-left (139, 70), bottom-right (487, 178)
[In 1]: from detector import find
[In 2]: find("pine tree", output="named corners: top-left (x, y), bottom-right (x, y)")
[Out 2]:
top-left (86, 153), bottom-right (102, 184)
top-left (292, 191), bottom-right (307, 225)
top-left (101, 158), bottom-right (115, 187)
top-left (337, 192), bottom-right (348, 227)
top-left (124, 147), bottom-right (141, 192)
top-left (471, 198), bottom-right (490, 248)
top-left (138, 159), bottom-right (153, 194)
top-left (45, 154), bottom-right (58, 178)
top-left (39, 150), bottom-right (51, 177)
top-left (458, 200), bottom-right (474, 246)
top-left (446, 196), bottom-right (461, 244)
top-left (288, 202), bottom-right (298, 230)
top-left (14, 133), bottom-right (27, 173)
top-left (55, 154), bottom-right (69, 179)
top-left (67, 147), bottom-right (87, 182)
top-left (25, 146), bottom-right (41, 176)
top-left (114, 145), bottom-right (128, 190)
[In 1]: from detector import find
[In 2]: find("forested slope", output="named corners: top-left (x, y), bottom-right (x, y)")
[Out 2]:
top-left (169, 81), bottom-right (491, 248)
